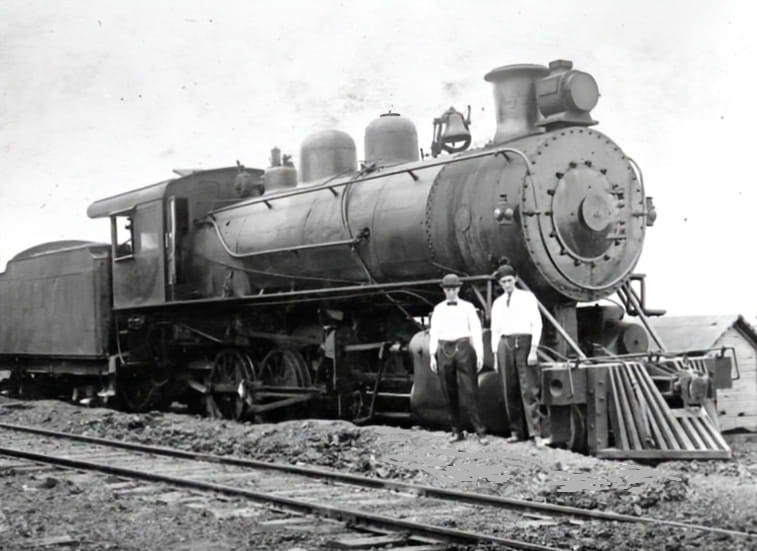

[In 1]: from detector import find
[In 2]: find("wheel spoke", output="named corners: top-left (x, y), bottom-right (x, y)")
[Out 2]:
top-left (207, 349), bottom-right (255, 421)
top-left (255, 347), bottom-right (312, 421)
top-left (259, 349), bottom-right (301, 387)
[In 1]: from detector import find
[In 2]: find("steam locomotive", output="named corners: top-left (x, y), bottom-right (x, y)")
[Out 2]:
top-left (0, 60), bottom-right (734, 458)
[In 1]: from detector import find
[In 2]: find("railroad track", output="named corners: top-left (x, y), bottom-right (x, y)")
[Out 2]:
top-left (0, 422), bottom-right (754, 551)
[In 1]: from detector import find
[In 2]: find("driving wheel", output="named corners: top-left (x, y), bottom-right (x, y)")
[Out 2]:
top-left (258, 347), bottom-right (311, 388)
top-left (205, 348), bottom-right (255, 420)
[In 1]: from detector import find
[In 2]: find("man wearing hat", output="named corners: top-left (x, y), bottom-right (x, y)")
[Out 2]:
top-left (428, 273), bottom-right (488, 444)
top-left (490, 264), bottom-right (549, 447)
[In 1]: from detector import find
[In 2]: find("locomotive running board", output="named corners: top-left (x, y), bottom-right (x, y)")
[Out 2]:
top-left (596, 362), bottom-right (731, 460)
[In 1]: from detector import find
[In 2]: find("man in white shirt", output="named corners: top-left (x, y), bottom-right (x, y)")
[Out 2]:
top-left (429, 273), bottom-right (488, 445)
top-left (490, 264), bottom-right (549, 447)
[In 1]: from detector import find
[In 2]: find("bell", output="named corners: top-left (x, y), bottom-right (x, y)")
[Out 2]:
top-left (440, 107), bottom-right (471, 144)
top-left (431, 106), bottom-right (472, 156)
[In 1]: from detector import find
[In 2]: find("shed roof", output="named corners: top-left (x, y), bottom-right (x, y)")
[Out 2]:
top-left (648, 315), bottom-right (757, 351)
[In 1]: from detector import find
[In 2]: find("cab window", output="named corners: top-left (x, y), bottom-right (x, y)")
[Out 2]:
top-left (112, 214), bottom-right (134, 260)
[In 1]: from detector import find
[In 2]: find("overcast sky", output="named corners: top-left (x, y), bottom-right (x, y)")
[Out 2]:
top-left (1, 0), bottom-right (754, 316)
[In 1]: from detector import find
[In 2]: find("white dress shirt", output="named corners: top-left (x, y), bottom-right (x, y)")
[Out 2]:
top-left (490, 288), bottom-right (543, 353)
top-left (428, 298), bottom-right (484, 361)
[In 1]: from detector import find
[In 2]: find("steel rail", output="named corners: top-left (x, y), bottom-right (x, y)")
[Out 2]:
top-left (0, 439), bottom-right (562, 551)
top-left (1, 422), bottom-right (753, 540)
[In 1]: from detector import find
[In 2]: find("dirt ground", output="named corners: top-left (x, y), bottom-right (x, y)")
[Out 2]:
top-left (1, 399), bottom-right (756, 551)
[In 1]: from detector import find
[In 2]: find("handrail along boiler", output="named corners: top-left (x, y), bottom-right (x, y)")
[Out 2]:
top-left (0, 60), bottom-right (734, 459)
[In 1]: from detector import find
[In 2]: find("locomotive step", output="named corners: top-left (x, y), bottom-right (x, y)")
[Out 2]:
top-left (365, 392), bottom-right (411, 400)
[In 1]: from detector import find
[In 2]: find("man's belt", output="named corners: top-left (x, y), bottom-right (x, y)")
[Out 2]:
top-left (500, 334), bottom-right (531, 348)
top-left (438, 337), bottom-right (471, 357)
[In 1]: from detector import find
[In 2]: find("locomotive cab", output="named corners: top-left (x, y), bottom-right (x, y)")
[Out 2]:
top-left (88, 166), bottom-right (262, 309)
top-left (108, 196), bottom-right (167, 308)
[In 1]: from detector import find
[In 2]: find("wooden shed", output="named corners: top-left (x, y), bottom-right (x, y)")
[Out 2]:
top-left (648, 315), bottom-right (757, 431)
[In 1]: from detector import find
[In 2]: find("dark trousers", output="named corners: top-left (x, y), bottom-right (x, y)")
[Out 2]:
top-left (437, 339), bottom-right (485, 436)
top-left (497, 334), bottom-right (542, 439)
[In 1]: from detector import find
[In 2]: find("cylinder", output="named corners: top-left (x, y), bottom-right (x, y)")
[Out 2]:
top-left (364, 112), bottom-right (419, 165)
top-left (264, 165), bottom-right (297, 192)
top-left (484, 63), bottom-right (549, 143)
top-left (264, 147), bottom-right (297, 192)
top-left (299, 129), bottom-right (357, 184)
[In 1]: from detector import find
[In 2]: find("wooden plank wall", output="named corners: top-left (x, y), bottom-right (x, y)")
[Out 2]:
top-left (715, 327), bottom-right (757, 431)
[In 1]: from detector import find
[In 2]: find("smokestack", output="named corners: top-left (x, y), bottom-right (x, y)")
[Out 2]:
top-left (484, 63), bottom-right (549, 143)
